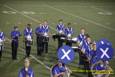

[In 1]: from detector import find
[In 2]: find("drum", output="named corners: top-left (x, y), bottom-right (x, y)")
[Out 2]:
top-left (0, 39), bottom-right (3, 46)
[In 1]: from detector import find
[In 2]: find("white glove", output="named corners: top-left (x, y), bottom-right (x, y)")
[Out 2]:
top-left (0, 39), bottom-right (3, 45)
top-left (26, 35), bottom-right (32, 41)
top-left (67, 34), bottom-right (71, 38)
top-left (72, 38), bottom-right (77, 41)
top-left (44, 32), bottom-right (48, 36)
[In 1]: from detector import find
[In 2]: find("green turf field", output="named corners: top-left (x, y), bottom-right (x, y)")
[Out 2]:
top-left (0, 0), bottom-right (115, 77)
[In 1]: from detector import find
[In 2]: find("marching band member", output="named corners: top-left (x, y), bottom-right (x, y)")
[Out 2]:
top-left (78, 28), bottom-right (87, 66)
top-left (56, 20), bottom-right (64, 34)
top-left (52, 20), bottom-right (66, 50)
top-left (77, 28), bottom-right (86, 47)
top-left (64, 23), bottom-right (74, 47)
top-left (80, 35), bottom-right (93, 77)
top-left (18, 58), bottom-right (34, 77)
top-left (72, 28), bottom-right (87, 67)
top-left (11, 26), bottom-right (21, 60)
top-left (35, 23), bottom-right (44, 56)
top-left (42, 21), bottom-right (49, 53)
top-left (24, 24), bottom-right (33, 57)
top-left (91, 60), bottom-right (112, 77)
top-left (51, 60), bottom-right (71, 77)
top-left (90, 41), bottom-right (113, 77)
top-left (72, 28), bottom-right (86, 48)
top-left (0, 31), bottom-right (5, 61)
top-left (56, 20), bottom-right (65, 49)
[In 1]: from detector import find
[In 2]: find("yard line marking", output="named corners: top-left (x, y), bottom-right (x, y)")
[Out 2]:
top-left (4, 5), bottom-right (56, 32)
top-left (91, 6), bottom-right (110, 13)
top-left (45, 4), bottom-right (115, 32)
top-left (30, 55), bottom-right (51, 70)
top-left (4, 5), bottom-right (39, 22)
top-left (44, 5), bottom-right (115, 7)
top-left (91, 6), bottom-right (113, 16)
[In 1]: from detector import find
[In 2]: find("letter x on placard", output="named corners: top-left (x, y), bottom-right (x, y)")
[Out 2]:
top-left (61, 49), bottom-right (71, 60)
top-left (100, 48), bottom-right (110, 58)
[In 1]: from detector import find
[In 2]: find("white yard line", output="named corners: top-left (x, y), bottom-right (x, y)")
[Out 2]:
top-left (45, 4), bottom-right (115, 32)
top-left (43, 5), bottom-right (115, 7)
top-left (30, 55), bottom-right (51, 70)
top-left (4, 5), bottom-right (56, 32)
top-left (91, 6), bottom-right (113, 16)
top-left (91, 6), bottom-right (109, 13)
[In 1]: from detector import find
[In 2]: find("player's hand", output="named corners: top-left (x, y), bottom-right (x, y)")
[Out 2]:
top-left (60, 72), bottom-right (65, 75)
top-left (26, 75), bottom-right (29, 77)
